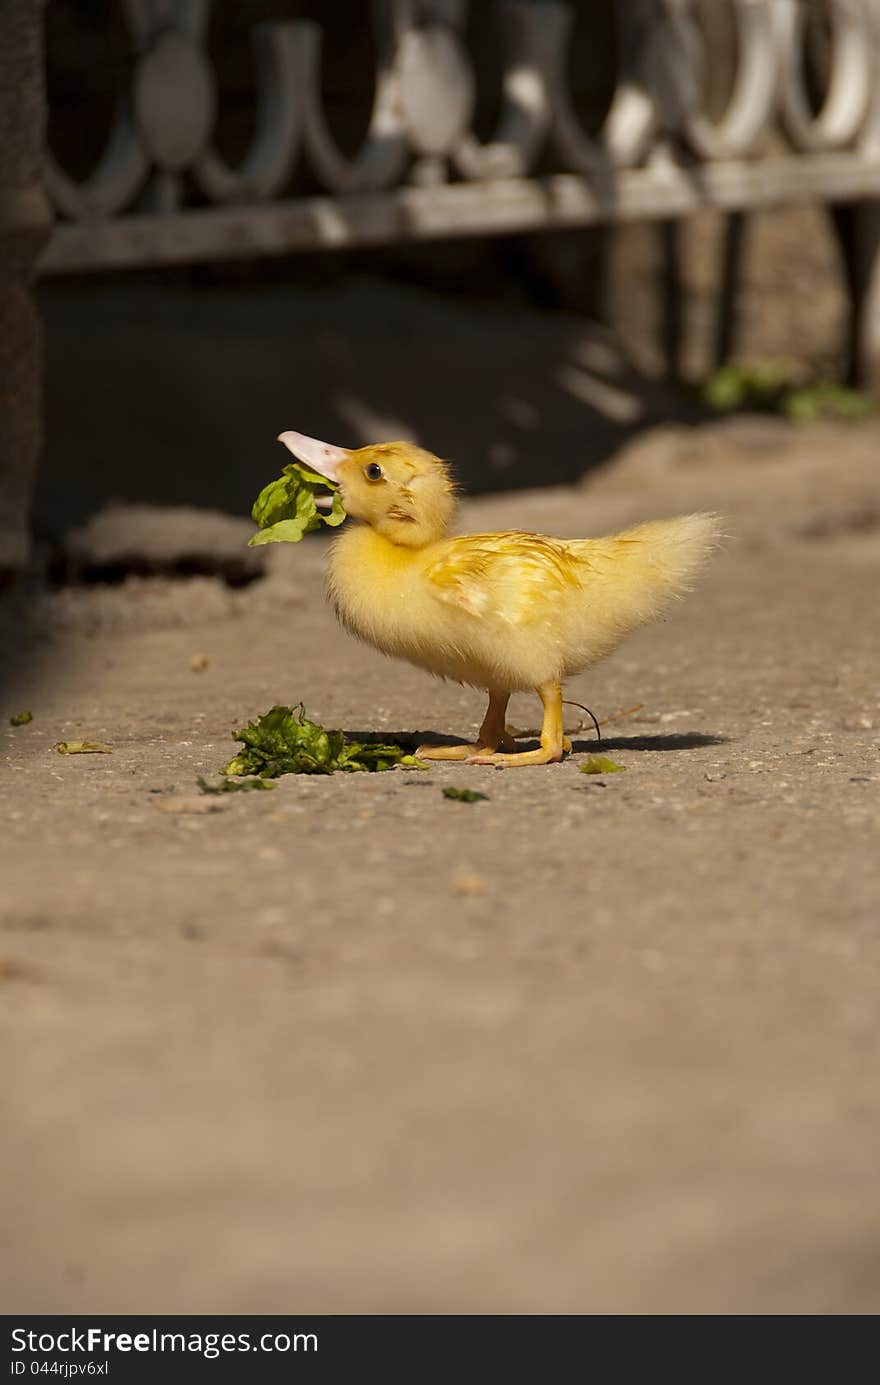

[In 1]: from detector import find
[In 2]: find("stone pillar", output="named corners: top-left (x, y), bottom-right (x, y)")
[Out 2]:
top-left (0, 1), bottom-right (52, 577)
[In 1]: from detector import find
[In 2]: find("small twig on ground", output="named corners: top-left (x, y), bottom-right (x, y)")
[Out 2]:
top-left (597, 704), bottom-right (643, 728)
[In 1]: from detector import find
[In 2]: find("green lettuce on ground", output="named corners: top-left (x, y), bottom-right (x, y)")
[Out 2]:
top-left (224, 705), bottom-right (425, 777)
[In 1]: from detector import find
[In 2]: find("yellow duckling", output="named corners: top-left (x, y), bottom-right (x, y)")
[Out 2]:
top-left (279, 431), bottom-right (721, 767)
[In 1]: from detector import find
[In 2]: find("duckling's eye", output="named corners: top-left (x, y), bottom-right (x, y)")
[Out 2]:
top-left (364, 462), bottom-right (384, 481)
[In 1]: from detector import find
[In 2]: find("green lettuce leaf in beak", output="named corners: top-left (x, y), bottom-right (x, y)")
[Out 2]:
top-left (248, 462), bottom-right (346, 546)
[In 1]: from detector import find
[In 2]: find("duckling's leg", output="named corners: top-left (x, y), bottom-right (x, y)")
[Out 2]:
top-left (416, 690), bottom-right (515, 761)
top-left (468, 681), bottom-right (566, 766)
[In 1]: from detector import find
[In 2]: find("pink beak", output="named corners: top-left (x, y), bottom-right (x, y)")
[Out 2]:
top-left (277, 430), bottom-right (351, 484)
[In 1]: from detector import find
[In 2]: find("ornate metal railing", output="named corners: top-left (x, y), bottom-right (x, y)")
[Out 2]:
top-left (38, 0), bottom-right (880, 275)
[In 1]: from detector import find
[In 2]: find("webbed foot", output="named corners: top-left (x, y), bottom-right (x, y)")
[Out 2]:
top-left (416, 730), bottom-right (516, 762)
top-left (467, 745), bottom-right (564, 767)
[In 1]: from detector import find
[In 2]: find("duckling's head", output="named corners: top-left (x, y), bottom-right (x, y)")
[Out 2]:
top-left (278, 432), bottom-right (456, 547)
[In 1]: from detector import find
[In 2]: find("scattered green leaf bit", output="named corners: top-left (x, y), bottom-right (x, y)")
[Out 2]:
top-left (224, 705), bottom-right (425, 777)
top-left (197, 775), bottom-right (276, 795)
top-left (248, 461), bottom-right (346, 546)
top-left (55, 740), bottom-right (112, 755)
top-left (9, 711), bottom-right (32, 726)
top-left (579, 755), bottom-right (626, 775)
top-left (442, 786), bottom-right (489, 802)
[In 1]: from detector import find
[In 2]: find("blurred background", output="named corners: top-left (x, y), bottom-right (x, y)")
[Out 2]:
top-left (5, 0), bottom-right (871, 555)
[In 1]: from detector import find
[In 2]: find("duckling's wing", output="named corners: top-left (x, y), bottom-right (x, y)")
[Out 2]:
top-left (425, 532), bottom-right (584, 625)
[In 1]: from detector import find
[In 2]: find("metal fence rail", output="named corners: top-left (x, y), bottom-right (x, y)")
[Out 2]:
top-left (39, 0), bottom-right (880, 274)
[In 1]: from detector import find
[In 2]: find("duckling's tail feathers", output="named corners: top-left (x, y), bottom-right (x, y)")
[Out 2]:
top-left (572, 512), bottom-right (723, 640)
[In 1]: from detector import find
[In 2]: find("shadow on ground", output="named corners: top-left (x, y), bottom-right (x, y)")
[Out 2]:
top-left (583, 732), bottom-right (729, 753)
top-left (347, 730), bottom-right (729, 755)
top-left (35, 275), bottom-right (698, 537)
